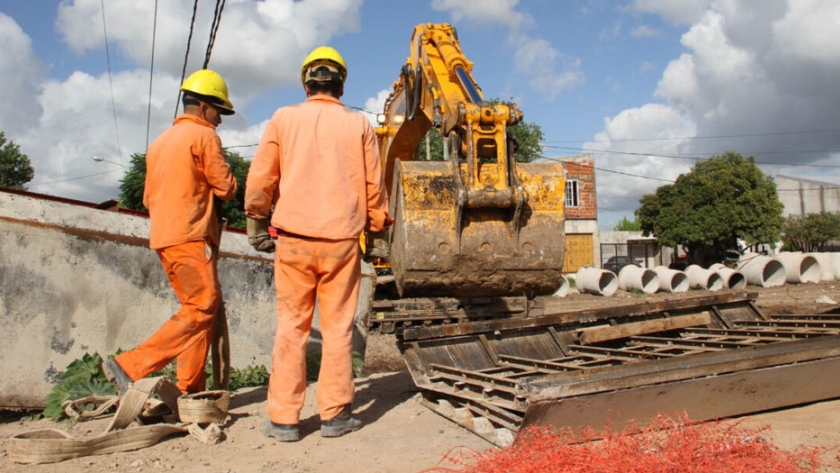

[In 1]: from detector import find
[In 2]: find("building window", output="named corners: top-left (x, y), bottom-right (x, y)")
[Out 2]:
top-left (566, 180), bottom-right (579, 207)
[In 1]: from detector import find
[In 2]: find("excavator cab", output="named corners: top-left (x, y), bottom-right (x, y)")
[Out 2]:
top-left (374, 23), bottom-right (566, 298)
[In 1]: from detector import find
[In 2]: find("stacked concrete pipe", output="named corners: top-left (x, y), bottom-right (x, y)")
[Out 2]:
top-left (708, 263), bottom-right (747, 290)
top-left (830, 252), bottom-right (840, 280)
top-left (736, 253), bottom-right (786, 287)
top-left (652, 266), bottom-right (689, 293)
top-left (575, 266), bottom-right (618, 296)
top-left (805, 252), bottom-right (834, 281)
top-left (617, 265), bottom-right (659, 294)
top-left (552, 275), bottom-right (571, 297)
top-left (685, 264), bottom-right (724, 291)
top-left (773, 252), bottom-right (821, 284)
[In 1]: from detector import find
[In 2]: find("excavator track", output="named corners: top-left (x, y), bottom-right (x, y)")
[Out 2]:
top-left (365, 295), bottom-right (541, 334)
top-left (393, 291), bottom-right (840, 446)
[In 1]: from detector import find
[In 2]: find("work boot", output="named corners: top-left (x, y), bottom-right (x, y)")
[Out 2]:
top-left (321, 405), bottom-right (363, 438)
top-left (102, 358), bottom-right (133, 396)
top-left (262, 420), bottom-right (300, 442)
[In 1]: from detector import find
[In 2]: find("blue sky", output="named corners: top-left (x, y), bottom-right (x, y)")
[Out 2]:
top-left (2, 0), bottom-right (839, 230)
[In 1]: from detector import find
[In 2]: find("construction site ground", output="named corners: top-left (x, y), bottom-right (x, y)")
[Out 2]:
top-left (3, 281), bottom-right (840, 472)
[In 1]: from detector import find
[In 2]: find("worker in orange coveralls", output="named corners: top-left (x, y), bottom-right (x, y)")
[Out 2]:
top-left (244, 46), bottom-right (392, 442)
top-left (103, 69), bottom-right (238, 395)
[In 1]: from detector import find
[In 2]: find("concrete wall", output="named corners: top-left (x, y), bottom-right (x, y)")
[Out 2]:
top-left (777, 175), bottom-right (840, 217)
top-left (0, 190), bottom-right (375, 408)
top-left (600, 231), bottom-right (662, 268)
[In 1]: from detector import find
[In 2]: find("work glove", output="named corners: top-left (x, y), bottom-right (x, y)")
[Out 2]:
top-left (246, 217), bottom-right (275, 253)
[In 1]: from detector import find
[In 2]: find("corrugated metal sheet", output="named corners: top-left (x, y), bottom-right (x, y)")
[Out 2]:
top-left (563, 233), bottom-right (593, 273)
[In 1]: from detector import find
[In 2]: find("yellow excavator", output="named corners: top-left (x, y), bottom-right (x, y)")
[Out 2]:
top-left (372, 23), bottom-right (567, 299)
top-left (364, 23), bottom-right (840, 448)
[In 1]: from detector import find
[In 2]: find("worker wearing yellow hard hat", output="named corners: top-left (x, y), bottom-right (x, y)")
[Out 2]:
top-left (246, 46), bottom-right (392, 442)
top-left (180, 69), bottom-right (236, 116)
top-left (105, 69), bottom-right (237, 396)
top-left (300, 46), bottom-right (348, 85)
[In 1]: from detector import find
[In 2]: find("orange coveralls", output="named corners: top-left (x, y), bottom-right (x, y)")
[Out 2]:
top-left (116, 114), bottom-right (236, 393)
top-left (245, 94), bottom-right (390, 424)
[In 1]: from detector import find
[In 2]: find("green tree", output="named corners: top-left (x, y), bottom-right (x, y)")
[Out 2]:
top-left (636, 152), bottom-right (784, 266)
top-left (0, 132), bottom-right (35, 190)
top-left (416, 98), bottom-right (544, 163)
top-left (118, 153), bottom-right (146, 210)
top-left (782, 212), bottom-right (840, 252)
top-left (118, 150), bottom-right (250, 229)
top-left (613, 216), bottom-right (642, 231)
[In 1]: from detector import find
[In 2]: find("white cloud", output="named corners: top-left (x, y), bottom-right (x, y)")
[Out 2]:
top-left (772, 0), bottom-right (840, 64)
top-left (23, 70), bottom-right (179, 200)
top-left (592, 0), bottom-right (840, 222)
top-left (362, 89), bottom-right (391, 127)
top-left (630, 24), bottom-right (660, 38)
top-left (513, 38), bottom-right (585, 97)
top-left (0, 13), bottom-right (44, 135)
top-left (633, 0), bottom-right (711, 24)
top-left (431, 0), bottom-right (530, 29)
top-left (434, 0), bottom-right (583, 99)
top-left (588, 104), bottom-right (696, 209)
top-left (7, 0), bottom-right (366, 202)
top-left (55, 0), bottom-right (363, 95)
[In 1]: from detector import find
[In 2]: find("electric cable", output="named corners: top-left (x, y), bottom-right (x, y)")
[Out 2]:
top-left (145, 0), bottom-right (159, 150)
top-left (175, 0), bottom-right (201, 119)
top-left (100, 0), bottom-right (123, 166)
top-left (203, 0), bottom-right (226, 69)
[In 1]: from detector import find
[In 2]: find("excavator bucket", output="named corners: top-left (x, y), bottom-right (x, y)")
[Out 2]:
top-left (388, 159), bottom-right (566, 298)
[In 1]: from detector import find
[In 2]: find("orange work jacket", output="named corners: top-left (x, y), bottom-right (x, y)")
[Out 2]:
top-left (144, 114), bottom-right (237, 249)
top-left (245, 94), bottom-right (389, 239)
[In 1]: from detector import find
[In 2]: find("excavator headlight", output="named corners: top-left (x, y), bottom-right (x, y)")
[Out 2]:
top-left (393, 114), bottom-right (405, 125)
top-left (377, 113), bottom-right (387, 125)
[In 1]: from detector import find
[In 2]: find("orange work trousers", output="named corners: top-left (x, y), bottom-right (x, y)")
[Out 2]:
top-left (116, 240), bottom-right (219, 393)
top-left (267, 235), bottom-right (361, 425)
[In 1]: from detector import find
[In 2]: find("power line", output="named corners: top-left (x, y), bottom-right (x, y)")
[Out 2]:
top-left (145, 0), bottom-right (159, 150)
top-left (542, 128), bottom-right (840, 144)
top-left (100, 0), bottom-right (123, 166)
top-left (29, 169), bottom-right (121, 187)
top-left (175, 0), bottom-right (201, 119)
top-left (546, 144), bottom-right (840, 169)
top-left (203, 0), bottom-right (226, 69)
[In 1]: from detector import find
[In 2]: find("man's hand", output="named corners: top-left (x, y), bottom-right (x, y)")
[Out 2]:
top-left (246, 217), bottom-right (275, 253)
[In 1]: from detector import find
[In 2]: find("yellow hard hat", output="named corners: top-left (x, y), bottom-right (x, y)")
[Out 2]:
top-left (301, 46), bottom-right (347, 85)
top-left (180, 69), bottom-right (235, 115)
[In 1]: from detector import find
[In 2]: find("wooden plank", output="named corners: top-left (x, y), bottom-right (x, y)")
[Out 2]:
top-left (522, 335), bottom-right (840, 400)
top-left (520, 355), bottom-right (840, 440)
top-left (402, 292), bottom-right (760, 341)
top-left (577, 313), bottom-right (711, 344)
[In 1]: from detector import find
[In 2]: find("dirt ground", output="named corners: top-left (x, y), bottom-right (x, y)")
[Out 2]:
top-left (3, 281), bottom-right (840, 472)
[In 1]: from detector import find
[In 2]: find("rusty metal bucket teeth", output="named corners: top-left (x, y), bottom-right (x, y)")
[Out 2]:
top-left (388, 160), bottom-right (566, 298)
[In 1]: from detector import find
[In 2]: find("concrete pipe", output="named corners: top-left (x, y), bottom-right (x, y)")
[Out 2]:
top-left (708, 263), bottom-right (747, 290)
top-left (618, 265), bottom-right (659, 294)
top-left (575, 266), bottom-right (618, 297)
top-left (685, 264), bottom-right (724, 291)
top-left (774, 252), bottom-right (821, 284)
top-left (736, 254), bottom-right (786, 287)
top-left (552, 275), bottom-right (571, 297)
top-left (805, 252), bottom-right (833, 281)
top-left (652, 266), bottom-right (689, 293)
top-left (830, 252), bottom-right (840, 280)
